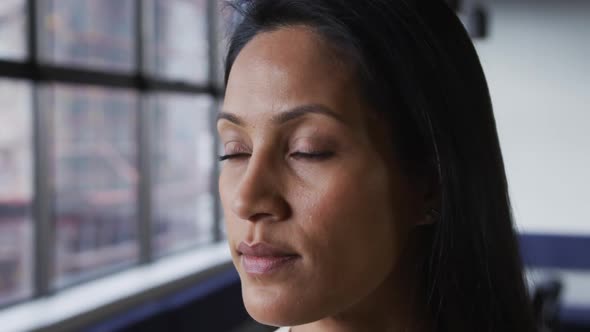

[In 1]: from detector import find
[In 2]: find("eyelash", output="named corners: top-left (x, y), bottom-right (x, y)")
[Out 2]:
top-left (218, 153), bottom-right (249, 161)
top-left (292, 151), bottom-right (334, 160)
top-left (218, 151), bottom-right (334, 162)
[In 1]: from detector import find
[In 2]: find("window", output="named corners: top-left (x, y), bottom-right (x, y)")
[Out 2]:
top-left (0, 80), bottom-right (33, 306)
top-left (46, 85), bottom-right (139, 288)
top-left (0, 0), bottom-right (26, 60)
top-left (38, 0), bottom-right (135, 72)
top-left (214, 0), bottom-right (239, 87)
top-left (145, 0), bottom-right (209, 83)
top-left (150, 94), bottom-right (215, 255)
top-left (0, 0), bottom-right (223, 309)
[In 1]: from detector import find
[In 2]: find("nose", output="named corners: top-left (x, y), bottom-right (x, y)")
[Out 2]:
top-left (231, 155), bottom-right (291, 223)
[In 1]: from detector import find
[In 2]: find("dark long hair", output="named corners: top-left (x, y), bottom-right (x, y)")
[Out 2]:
top-left (222, 1), bottom-right (536, 331)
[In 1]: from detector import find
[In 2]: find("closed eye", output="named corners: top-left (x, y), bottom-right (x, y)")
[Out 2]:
top-left (219, 152), bottom-right (334, 162)
top-left (290, 151), bottom-right (334, 161)
top-left (218, 153), bottom-right (251, 161)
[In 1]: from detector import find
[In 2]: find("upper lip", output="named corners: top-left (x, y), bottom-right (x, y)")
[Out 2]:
top-left (237, 241), bottom-right (297, 257)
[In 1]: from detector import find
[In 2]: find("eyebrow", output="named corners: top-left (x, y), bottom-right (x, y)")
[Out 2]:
top-left (217, 104), bottom-right (344, 126)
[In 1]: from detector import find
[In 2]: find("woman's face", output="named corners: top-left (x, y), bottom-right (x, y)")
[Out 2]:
top-left (218, 26), bottom-right (424, 327)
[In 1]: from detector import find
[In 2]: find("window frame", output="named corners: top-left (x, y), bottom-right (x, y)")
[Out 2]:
top-left (0, 0), bottom-right (224, 309)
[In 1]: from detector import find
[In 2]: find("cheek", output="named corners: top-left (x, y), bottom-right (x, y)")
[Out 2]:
top-left (218, 172), bottom-right (229, 216)
top-left (218, 171), bottom-right (230, 210)
top-left (218, 170), bottom-right (238, 238)
top-left (295, 161), bottom-right (405, 300)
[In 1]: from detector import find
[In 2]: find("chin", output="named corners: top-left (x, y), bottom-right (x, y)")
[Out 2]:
top-left (243, 282), bottom-right (338, 328)
top-left (241, 283), bottom-right (317, 327)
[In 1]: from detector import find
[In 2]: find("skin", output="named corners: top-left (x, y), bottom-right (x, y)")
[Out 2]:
top-left (218, 26), bottom-right (432, 331)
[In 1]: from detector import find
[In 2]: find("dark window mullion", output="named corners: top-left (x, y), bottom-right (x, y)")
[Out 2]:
top-left (0, 60), bottom-right (219, 94)
top-left (29, 0), bottom-right (54, 298)
top-left (137, 94), bottom-right (152, 265)
top-left (136, 0), bottom-right (153, 265)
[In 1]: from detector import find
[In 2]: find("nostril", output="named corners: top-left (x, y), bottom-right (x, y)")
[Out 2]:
top-left (247, 212), bottom-right (276, 223)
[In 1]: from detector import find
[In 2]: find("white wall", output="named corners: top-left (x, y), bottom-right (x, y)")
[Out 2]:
top-left (474, 0), bottom-right (590, 235)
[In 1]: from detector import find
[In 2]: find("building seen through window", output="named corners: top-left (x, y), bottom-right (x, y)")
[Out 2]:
top-left (47, 85), bottom-right (139, 288)
top-left (0, 0), bottom-right (221, 308)
top-left (0, 0), bottom-right (26, 60)
top-left (150, 94), bottom-right (215, 256)
top-left (38, 0), bottom-right (135, 72)
top-left (146, 0), bottom-right (210, 83)
top-left (0, 80), bottom-right (33, 306)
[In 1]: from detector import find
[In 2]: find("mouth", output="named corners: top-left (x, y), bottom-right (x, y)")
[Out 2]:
top-left (240, 255), bottom-right (299, 274)
top-left (237, 241), bottom-right (300, 275)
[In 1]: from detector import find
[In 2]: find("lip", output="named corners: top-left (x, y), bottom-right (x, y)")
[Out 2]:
top-left (241, 255), bottom-right (298, 274)
top-left (237, 242), bottom-right (299, 275)
top-left (237, 241), bottom-right (297, 257)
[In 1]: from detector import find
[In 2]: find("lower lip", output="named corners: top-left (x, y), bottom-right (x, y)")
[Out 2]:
top-left (241, 255), bottom-right (299, 274)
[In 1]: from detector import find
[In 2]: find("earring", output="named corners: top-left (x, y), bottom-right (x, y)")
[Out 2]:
top-left (428, 207), bottom-right (440, 220)
top-left (417, 208), bottom-right (440, 226)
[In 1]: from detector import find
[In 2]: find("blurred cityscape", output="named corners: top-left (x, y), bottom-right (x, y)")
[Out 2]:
top-left (0, 0), bottom-right (216, 306)
top-left (0, 0), bottom-right (31, 306)
top-left (0, 79), bottom-right (33, 306)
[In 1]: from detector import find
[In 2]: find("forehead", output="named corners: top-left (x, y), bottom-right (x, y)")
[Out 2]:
top-left (223, 26), bottom-right (366, 126)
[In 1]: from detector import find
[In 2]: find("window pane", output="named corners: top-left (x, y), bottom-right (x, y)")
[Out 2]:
top-left (0, 0), bottom-right (26, 60)
top-left (45, 85), bottom-right (139, 288)
top-left (214, 0), bottom-right (237, 87)
top-left (38, 0), bottom-right (135, 72)
top-left (0, 80), bottom-right (33, 306)
top-left (150, 94), bottom-right (214, 256)
top-left (145, 0), bottom-right (209, 83)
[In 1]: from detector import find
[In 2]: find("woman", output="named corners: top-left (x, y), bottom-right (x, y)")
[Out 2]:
top-left (217, 0), bottom-right (536, 331)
